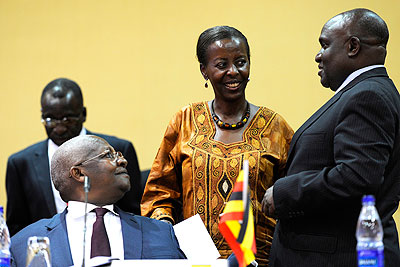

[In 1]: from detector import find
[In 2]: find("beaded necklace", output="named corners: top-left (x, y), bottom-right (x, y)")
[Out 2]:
top-left (211, 100), bottom-right (250, 130)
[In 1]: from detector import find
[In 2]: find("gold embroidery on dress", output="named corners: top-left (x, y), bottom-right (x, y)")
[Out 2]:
top-left (188, 102), bottom-right (277, 255)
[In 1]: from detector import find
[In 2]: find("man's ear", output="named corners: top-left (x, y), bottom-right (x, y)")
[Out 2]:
top-left (82, 107), bottom-right (87, 123)
top-left (200, 64), bottom-right (208, 80)
top-left (70, 166), bottom-right (85, 183)
top-left (348, 36), bottom-right (361, 57)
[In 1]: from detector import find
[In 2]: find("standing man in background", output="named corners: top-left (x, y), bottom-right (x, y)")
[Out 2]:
top-left (262, 8), bottom-right (400, 266)
top-left (6, 78), bottom-right (142, 236)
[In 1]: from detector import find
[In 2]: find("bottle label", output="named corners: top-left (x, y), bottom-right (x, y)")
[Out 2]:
top-left (0, 257), bottom-right (10, 267)
top-left (357, 249), bottom-right (384, 267)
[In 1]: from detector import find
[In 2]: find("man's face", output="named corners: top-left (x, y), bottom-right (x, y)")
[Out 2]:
top-left (41, 90), bottom-right (86, 146)
top-left (79, 141), bottom-right (131, 205)
top-left (315, 15), bottom-right (352, 91)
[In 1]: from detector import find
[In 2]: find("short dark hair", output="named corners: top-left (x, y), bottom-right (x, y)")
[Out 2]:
top-left (41, 78), bottom-right (83, 107)
top-left (343, 8), bottom-right (389, 47)
top-left (196, 26), bottom-right (250, 65)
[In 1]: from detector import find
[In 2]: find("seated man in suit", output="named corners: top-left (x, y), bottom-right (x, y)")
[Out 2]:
top-left (6, 78), bottom-right (142, 236)
top-left (11, 135), bottom-right (185, 266)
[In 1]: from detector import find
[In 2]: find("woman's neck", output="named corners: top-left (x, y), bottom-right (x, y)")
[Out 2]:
top-left (212, 98), bottom-right (247, 122)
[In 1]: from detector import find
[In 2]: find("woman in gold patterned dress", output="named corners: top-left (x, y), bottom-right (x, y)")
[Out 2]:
top-left (141, 26), bottom-right (293, 266)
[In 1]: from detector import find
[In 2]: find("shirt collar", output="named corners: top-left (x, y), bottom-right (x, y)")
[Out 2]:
top-left (67, 201), bottom-right (118, 219)
top-left (335, 65), bottom-right (385, 94)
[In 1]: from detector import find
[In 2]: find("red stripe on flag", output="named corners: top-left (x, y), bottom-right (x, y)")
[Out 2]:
top-left (219, 212), bottom-right (243, 223)
top-left (219, 222), bottom-right (245, 264)
top-left (233, 181), bottom-right (243, 192)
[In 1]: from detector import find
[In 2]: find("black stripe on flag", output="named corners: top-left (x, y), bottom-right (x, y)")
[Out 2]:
top-left (230, 191), bottom-right (243, 201)
top-left (237, 194), bottom-right (250, 243)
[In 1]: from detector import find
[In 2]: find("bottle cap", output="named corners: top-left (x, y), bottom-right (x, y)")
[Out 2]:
top-left (362, 195), bottom-right (375, 204)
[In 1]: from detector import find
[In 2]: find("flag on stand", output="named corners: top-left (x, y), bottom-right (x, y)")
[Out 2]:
top-left (219, 160), bottom-right (256, 267)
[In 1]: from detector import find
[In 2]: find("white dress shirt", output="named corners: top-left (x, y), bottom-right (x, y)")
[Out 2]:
top-left (66, 201), bottom-right (124, 265)
top-left (48, 128), bottom-right (86, 213)
top-left (335, 65), bottom-right (385, 94)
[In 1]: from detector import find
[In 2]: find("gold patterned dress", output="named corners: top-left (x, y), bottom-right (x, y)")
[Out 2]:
top-left (141, 102), bottom-right (293, 266)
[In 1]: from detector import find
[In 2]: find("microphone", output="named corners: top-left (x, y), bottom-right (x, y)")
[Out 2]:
top-left (82, 175), bottom-right (91, 267)
top-left (84, 175), bottom-right (91, 193)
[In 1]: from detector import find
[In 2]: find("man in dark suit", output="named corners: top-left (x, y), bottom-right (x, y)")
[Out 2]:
top-left (10, 135), bottom-right (185, 266)
top-left (6, 78), bottom-right (142, 236)
top-left (262, 8), bottom-right (400, 266)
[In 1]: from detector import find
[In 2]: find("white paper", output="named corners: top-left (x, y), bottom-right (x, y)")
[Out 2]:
top-left (71, 256), bottom-right (118, 267)
top-left (111, 259), bottom-right (228, 267)
top-left (173, 214), bottom-right (221, 260)
top-left (88, 257), bottom-right (118, 266)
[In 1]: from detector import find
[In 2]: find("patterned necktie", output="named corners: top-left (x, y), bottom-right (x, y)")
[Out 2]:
top-left (90, 208), bottom-right (111, 258)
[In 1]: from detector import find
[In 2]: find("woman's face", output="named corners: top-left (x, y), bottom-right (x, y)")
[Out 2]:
top-left (201, 37), bottom-right (250, 102)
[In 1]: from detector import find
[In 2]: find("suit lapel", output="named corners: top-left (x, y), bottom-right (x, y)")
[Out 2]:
top-left (46, 210), bottom-right (74, 265)
top-left (287, 92), bottom-right (342, 163)
top-left (117, 207), bottom-right (142, 259)
top-left (32, 140), bottom-right (57, 214)
top-left (287, 67), bottom-right (388, 165)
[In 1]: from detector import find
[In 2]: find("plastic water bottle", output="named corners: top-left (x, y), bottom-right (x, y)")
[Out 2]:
top-left (356, 195), bottom-right (384, 267)
top-left (0, 206), bottom-right (10, 267)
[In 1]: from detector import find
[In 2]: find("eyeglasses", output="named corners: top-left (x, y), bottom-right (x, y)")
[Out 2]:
top-left (41, 116), bottom-right (81, 128)
top-left (75, 150), bottom-right (123, 166)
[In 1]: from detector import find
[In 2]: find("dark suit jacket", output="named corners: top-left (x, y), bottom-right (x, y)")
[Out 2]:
top-left (270, 68), bottom-right (400, 266)
top-left (6, 131), bottom-right (143, 236)
top-left (10, 207), bottom-right (186, 266)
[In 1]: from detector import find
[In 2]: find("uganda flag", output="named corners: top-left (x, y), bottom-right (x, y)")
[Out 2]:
top-left (219, 160), bottom-right (256, 267)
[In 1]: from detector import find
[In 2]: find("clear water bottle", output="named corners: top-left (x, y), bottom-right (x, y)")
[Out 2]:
top-left (356, 195), bottom-right (384, 267)
top-left (0, 206), bottom-right (10, 267)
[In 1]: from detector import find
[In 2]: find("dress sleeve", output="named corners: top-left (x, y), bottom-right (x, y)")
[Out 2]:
top-left (141, 108), bottom-right (185, 223)
top-left (269, 113), bottom-right (294, 180)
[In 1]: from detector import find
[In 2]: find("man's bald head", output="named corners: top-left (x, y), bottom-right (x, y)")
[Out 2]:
top-left (51, 135), bottom-right (107, 202)
top-left (329, 8), bottom-right (388, 65)
top-left (316, 8), bottom-right (389, 91)
top-left (40, 78), bottom-right (87, 146)
top-left (339, 8), bottom-right (389, 48)
top-left (51, 135), bottom-right (130, 206)
top-left (41, 78), bottom-right (83, 108)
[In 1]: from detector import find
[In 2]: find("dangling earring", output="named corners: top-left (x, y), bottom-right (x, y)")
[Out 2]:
top-left (248, 77), bottom-right (250, 82)
top-left (204, 79), bottom-right (209, 88)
